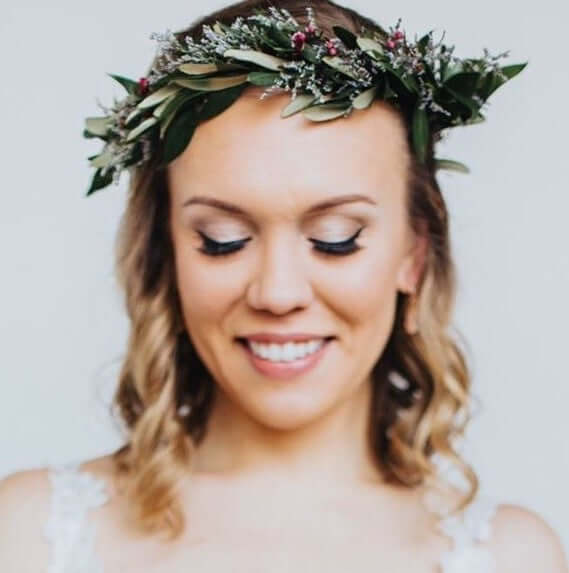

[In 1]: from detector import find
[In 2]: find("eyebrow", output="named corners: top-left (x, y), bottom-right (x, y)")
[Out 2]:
top-left (182, 193), bottom-right (377, 216)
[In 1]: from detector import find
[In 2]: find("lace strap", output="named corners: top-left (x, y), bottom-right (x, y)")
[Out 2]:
top-left (43, 460), bottom-right (110, 573)
top-left (435, 493), bottom-right (499, 573)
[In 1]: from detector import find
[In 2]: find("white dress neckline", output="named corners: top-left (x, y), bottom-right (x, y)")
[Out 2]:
top-left (43, 459), bottom-right (498, 573)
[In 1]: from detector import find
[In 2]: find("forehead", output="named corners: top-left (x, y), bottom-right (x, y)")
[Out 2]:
top-left (167, 86), bottom-right (410, 206)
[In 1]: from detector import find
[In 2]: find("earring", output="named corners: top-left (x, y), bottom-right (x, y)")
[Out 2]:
top-left (404, 291), bottom-right (419, 335)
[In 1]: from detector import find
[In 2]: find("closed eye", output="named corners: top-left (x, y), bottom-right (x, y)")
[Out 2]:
top-left (196, 227), bottom-right (365, 257)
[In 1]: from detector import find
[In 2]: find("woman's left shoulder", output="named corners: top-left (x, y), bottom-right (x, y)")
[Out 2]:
top-left (488, 502), bottom-right (568, 573)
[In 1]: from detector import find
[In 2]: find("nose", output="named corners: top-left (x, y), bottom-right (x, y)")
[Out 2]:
top-left (246, 230), bottom-right (313, 315)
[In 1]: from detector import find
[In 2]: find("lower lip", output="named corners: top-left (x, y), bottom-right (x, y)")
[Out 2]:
top-left (238, 339), bottom-right (333, 380)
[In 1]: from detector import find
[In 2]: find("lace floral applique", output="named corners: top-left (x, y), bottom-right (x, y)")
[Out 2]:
top-left (427, 491), bottom-right (499, 573)
top-left (44, 460), bottom-right (110, 573)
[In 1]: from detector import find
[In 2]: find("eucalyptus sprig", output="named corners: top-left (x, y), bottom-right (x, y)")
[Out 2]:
top-left (83, 6), bottom-right (527, 195)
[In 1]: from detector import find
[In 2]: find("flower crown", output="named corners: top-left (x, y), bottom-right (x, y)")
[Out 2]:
top-left (83, 6), bottom-right (527, 196)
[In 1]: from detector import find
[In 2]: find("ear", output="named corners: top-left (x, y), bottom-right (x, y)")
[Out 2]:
top-left (396, 222), bottom-right (429, 294)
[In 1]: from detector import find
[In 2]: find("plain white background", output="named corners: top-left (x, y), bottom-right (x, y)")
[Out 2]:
top-left (1, 0), bottom-right (568, 557)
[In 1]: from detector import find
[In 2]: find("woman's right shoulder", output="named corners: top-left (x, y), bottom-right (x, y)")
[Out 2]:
top-left (0, 454), bottom-right (115, 573)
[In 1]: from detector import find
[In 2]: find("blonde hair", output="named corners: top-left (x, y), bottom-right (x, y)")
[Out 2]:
top-left (109, 0), bottom-right (479, 541)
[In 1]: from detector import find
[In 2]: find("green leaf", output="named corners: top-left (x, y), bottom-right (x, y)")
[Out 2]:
top-left (126, 116), bottom-right (158, 142)
top-left (153, 92), bottom-right (180, 118)
top-left (173, 74), bottom-right (249, 91)
top-left (383, 62), bottom-right (418, 94)
top-left (161, 109), bottom-right (198, 165)
top-left (158, 91), bottom-right (203, 138)
top-left (442, 62), bottom-right (464, 83)
top-left (478, 62), bottom-right (528, 99)
top-left (86, 167), bottom-right (114, 196)
top-left (434, 158), bottom-right (470, 174)
top-left (125, 107), bottom-right (144, 126)
top-left (280, 94), bottom-right (318, 118)
top-left (247, 71), bottom-right (279, 86)
top-left (107, 73), bottom-right (139, 95)
top-left (177, 62), bottom-right (247, 76)
top-left (500, 62), bottom-right (528, 80)
top-left (268, 22), bottom-right (292, 49)
top-left (352, 86), bottom-right (377, 110)
top-left (301, 44), bottom-right (319, 64)
top-left (302, 103), bottom-right (351, 122)
top-left (444, 72), bottom-right (481, 96)
top-left (332, 26), bottom-right (357, 49)
top-left (137, 84), bottom-right (180, 109)
top-left (443, 86), bottom-right (481, 118)
top-left (223, 49), bottom-right (287, 71)
top-left (412, 104), bottom-right (429, 164)
top-left (356, 37), bottom-right (384, 58)
top-left (194, 83), bottom-right (248, 122)
top-left (89, 147), bottom-right (114, 168)
top-left (84, 116), bottom-right (112, 136)
top-left (321, 56), bottom-right (359, 80)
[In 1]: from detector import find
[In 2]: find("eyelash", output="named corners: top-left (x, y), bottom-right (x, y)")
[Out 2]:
top-left (196, 227), bottom-right (365, 258)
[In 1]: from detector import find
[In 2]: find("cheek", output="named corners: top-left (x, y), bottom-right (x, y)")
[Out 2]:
top-left (324, 245), bottom-right (401, 321)
top-left (173, 244), bottom-right (240, 327)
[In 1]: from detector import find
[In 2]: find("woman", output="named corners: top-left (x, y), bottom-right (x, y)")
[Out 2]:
top-left (0, 1), bottom-right (567, 572)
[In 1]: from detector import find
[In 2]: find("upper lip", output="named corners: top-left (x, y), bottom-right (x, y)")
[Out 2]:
top-left (237, 332), bottom-right (334, 343)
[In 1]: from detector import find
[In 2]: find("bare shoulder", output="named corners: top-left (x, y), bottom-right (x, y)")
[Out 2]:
top-left (0, 465), bottom-right (53, 572)
top-left (489, 503), bottom-right (569, 573)
top-left (0, 453), bottom-right (116, 573)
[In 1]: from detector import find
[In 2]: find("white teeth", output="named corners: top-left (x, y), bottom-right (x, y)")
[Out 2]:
top-left (248, 339), bottom-right (325, 362)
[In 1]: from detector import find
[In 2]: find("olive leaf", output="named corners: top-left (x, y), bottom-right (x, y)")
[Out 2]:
top-left (177, 62), bottom-right (247, 76)
top-left (126, 116), bottom-right (158, 142)
top-left (125, 107), bottom-right (144, 126)
top-left (352, 86), bottom-right (378, 110)
top-left (247, 71), bottom-right (280, 86)
top-left (223, 49), bottom-right (287, 71)
top-left (89, 147), bottom-right (114, 168)
top-left (321, 56), bottom-right (359, 80)
top-left (356, 37), bottom-right (384, 58)
top-left (159, 91), bottom-right (203, 138)
top-left (434, 158), bottom-right (470, 173)
top-left (173, 74), bottom-right (249, 91)
top-left (84, 116), bottom-right (112, 137)
top-left (302, 103), bottom-right (351, 121)
top-left (137, 84), bottom-right (180, 109)
top-left (280, 94), bottom-right (318, 118)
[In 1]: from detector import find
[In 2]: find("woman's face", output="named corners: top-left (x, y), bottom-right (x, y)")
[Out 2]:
top-left (168, 86), bottom-right (426, 430)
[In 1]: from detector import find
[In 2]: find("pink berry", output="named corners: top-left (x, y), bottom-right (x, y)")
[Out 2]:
top-left (386, 39), bottom-right (396, 50)
top-left (393, 30), bottom-right (404, 40)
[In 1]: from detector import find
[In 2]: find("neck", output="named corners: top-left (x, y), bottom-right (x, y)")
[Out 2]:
top-left (190, 377), bottom-right (384, 489)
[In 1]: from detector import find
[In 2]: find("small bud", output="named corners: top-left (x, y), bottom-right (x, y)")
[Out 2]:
top-left (292, 31), bottom-right (306, 50)
top-left (305, 23), bottom-right (316, 36)
top-left (138, 77), bottom-right (149, 95)
top-left (325, 39), bottom-right (338, 56)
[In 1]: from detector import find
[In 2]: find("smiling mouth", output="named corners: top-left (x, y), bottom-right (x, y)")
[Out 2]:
top-left (235, 336), bottom-right (335, 347)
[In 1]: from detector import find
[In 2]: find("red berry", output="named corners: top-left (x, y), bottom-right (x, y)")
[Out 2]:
top-left (138, 77), bottom-right (149, 95)
top-left (386, 39), bottom-right (396, 50)
top-left (393, 30), bottom-right (404, 41)
top-left (292, 31), bottom-right (306, 49)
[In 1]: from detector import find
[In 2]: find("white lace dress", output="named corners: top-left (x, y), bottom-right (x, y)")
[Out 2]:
top-left (44, 460), bottom-right (499, 573)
